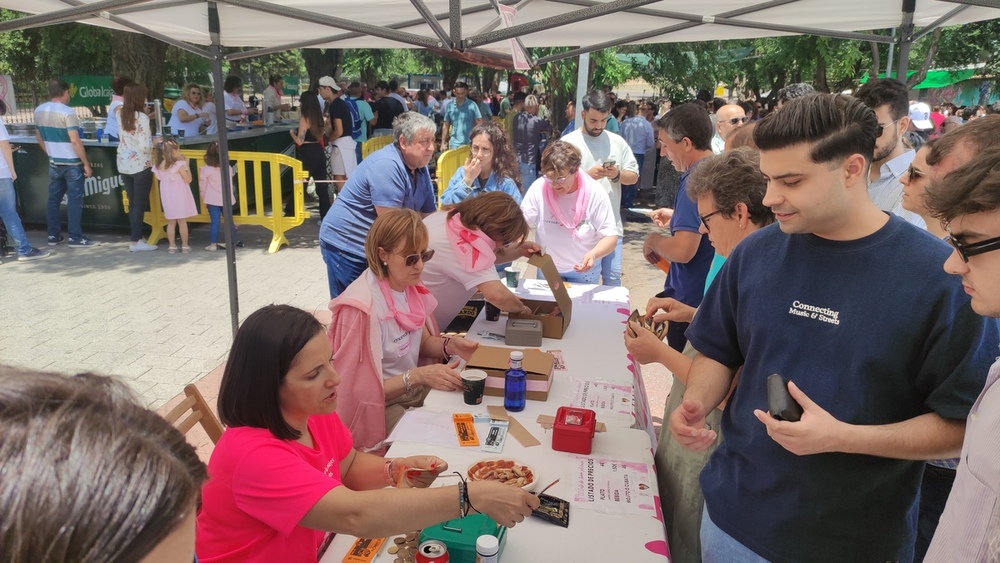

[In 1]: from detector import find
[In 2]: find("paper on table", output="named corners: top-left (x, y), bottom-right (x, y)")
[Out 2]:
top-left (387, 410), bottom-right (463, 449)
top-left (569, 379), bottom-right (633, 417)
top-left (572, 456), bottom-right (656, 516)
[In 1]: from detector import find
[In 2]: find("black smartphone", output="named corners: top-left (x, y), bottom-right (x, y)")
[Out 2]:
top-left (767, 374), bottom-right (802, 422)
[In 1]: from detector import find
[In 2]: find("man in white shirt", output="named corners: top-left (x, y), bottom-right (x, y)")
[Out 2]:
top-left (262, 75), bottom-right (291, 121)
top-left (561, 90), bottom-right (639, 286)
top-left (711, 104), bottom-right (747, 154)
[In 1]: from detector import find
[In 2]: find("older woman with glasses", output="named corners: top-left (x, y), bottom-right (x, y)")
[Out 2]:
top-left (520, 140), bottom-right (618, 284)
top-left (167, 82), bottom-right (209, 137)
top-left (623, 147), bottom-right (774, 563)
top-left (441, 122), bottom-right (522, 207)
top-left (900, 140), bottom-right (947, 239)
top-left (329, 209), bottom-right (479, 453)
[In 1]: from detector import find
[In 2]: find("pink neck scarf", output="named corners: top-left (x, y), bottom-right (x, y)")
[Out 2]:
top-left (543, 172), bottom-right (591, 241)
top-left (445, 213), bottom-right (497, 272)
top-left (377, 277), bottom-right (437, 332)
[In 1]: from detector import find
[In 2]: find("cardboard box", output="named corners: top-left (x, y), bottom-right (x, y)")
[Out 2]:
top-left (466, 345), bottom-right (555, 401)
top-left (508, 252), bottom-right (573, 339)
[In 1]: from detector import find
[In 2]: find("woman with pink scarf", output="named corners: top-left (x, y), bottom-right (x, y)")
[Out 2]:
top-left (420, 192), bottom-right (541, 330)
top-left (520, 141), bottom-right (618, 283)
top-left (329, 209), bottom-right (479, 453)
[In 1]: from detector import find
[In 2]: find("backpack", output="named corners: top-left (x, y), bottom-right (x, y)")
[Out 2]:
top-left (344, 96), bottom-right (363, 141)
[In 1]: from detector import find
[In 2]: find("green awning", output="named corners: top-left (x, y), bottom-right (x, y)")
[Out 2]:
top-left (860, 68), bottom-right (979, 90)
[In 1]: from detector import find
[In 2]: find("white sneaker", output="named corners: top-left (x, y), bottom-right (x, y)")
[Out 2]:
top-left (129, 240), bottom-right (158, 252)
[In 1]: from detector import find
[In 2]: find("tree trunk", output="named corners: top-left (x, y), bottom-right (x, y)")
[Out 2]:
top-left (302, 48), bottom-right (343, 88)
top-left (111, 34), bottom-right (169, 101)
top-left (813, 53), bottom-right (830, 93)
top-left (869, 42), bottom-right (881, 78)
top-left (906, 28), bottom-right (942, 89)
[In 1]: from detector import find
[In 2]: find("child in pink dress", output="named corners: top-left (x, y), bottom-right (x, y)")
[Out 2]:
top-left (152, 139), bottom-right (198, 253)
top-left (198, 141), bottom-right (241, 251)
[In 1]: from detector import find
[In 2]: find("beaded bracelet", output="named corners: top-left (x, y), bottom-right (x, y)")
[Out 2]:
top-left (402, 370), bottom-right (413, 395)
top-left (442, 337), bottom-right (452, 359)
top-left (384, 458), bottom-right (397, 487)
top-left (453, 472), bottom-right (478, 517)
top-left (457, 481), bottom-right (466, 518)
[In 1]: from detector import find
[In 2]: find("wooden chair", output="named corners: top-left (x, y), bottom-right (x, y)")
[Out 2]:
top-left (163, 384), bottom-right (225, 444)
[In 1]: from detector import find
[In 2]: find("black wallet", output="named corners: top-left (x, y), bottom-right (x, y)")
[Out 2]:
top-left (767, 374), bottom-right (803, 422)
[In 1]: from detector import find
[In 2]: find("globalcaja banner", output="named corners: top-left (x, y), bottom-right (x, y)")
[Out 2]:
top-left (282, 76), bottom-right (300, 96)
top-left (64, 75), bottom-right (112, 107)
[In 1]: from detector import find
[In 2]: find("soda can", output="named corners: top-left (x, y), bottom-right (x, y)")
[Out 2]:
top-left (415, 540), bottom-right (449, 563)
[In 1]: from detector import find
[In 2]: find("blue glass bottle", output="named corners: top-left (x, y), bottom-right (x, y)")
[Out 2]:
top-left (504, 350), bottom-right (526, 412)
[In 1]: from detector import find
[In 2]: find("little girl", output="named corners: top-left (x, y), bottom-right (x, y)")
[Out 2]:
top-left (152, 139), bottom-right (198, 253)
top-left (199, 141), bottom-right (240, 251)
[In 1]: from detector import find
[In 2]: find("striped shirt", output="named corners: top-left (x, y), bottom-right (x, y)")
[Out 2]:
top-left (34, 101), bottom-right (82, 166)
top-left (925, 355), bottom-right (1000, 562)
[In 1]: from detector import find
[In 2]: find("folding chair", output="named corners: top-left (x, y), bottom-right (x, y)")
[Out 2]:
top-left (163, 384), bottom-right (225, 445)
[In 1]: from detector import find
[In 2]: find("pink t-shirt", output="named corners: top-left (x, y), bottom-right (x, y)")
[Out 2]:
top-left (196, 413), bottom-right (354, 562)
top-left (198, 164), bottom-right (235, 207)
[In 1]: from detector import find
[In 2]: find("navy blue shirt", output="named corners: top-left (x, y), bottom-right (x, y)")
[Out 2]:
top-left (320, 144), bottom-right (436, 258)
top-left (688, 215), bottom-right (999, 563)
top-left (663, 164), bottom-right (714, 307)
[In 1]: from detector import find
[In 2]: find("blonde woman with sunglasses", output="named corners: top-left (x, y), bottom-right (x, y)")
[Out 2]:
top-left (328, 209), bottom-right (479, 453)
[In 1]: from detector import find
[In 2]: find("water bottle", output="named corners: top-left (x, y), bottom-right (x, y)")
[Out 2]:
top-left (504, 351), bottom-right (526, 412)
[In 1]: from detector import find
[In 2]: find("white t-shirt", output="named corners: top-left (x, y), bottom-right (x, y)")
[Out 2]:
top-left (366, 271), bottom-right (422, 378)
top-left (167, 100), bottom-right (204, 137)
top-left (105, 97), bottom-right (123, 137)
top-left (0, 118), bottom-right (12, 179)
top-left (561, 129), bottom-right (639, 236)
top-left (520, 174), bottom-right (618, 274)
top-left (202, 102), bottom-right (218, 135)
top-left (420, 211), bottom-right (502, 330)
top-left (262, 85), bottom-right (283, 120)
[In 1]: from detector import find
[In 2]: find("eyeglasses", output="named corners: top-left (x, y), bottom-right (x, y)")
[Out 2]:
top-left (905, 163), bottom-right (926, 180)
top-left (720, 116), bottom-right (749, 126)
top-left (946, 232), bottom-right (1000, 263)
top-left (543, 171), bottom-right (576, 184)
top-left (470, 145), bottom-right (492, 157)
top-left (876, 118), bottom-right (901, 137)
top-left (699, 209), bottom-right (723, 231)
top-left (400, 249), bottom-right (435, 267)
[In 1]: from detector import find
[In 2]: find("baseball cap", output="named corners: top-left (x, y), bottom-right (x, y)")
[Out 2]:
top-left (909, 102), bottom-right (933, 131)
top-left (318, 76), bottom-right (341, 92)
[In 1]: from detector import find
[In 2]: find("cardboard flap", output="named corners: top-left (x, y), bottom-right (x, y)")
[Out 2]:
top-left (467, 345), bottom-right (555, 377)
top-left (527, 252), bottom-right (573, 328)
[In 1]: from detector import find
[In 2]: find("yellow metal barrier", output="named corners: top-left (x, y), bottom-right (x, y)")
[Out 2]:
top-left (362, 136), bottom-right (393, 159)
top-left (435, 145), bottom-right (470, 204)
top-left (139, 149), bottom-right (310, 253)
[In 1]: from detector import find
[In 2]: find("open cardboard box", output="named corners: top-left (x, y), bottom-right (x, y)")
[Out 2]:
top-left (466, 345), bottom-right (555, 401)
top-left (508, 252), bottom-right (572, 339)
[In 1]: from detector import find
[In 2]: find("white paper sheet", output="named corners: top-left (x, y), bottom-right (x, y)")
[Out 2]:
top-left (569, 379), bottom-right (634, 417)
top-left (572, 456), bottom-right (657, 516)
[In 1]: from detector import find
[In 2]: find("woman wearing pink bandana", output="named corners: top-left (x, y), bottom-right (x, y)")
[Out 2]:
top-left (421, 192), bottom-right (541, 330)
top-left (329, 209), bottom-right (480, 453)
top-left (521, 141), bottom-right (619, 283)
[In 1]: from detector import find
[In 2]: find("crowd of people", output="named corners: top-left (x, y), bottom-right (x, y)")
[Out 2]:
top-left (3, 69), bottom-right (1000, 563)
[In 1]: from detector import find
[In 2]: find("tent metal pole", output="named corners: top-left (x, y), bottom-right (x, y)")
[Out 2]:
top-left (466, 0), bottom-right (661, 47)
top-left (409, 0), bottom-right (454, 49)
top-left (208, 1), bottom-right (241, 339)
top-left (450, 0), bottom-right (463, 47)
top-left (57, 0), bottom-right (212, 58)
top-left (574, 53), bottom-right (589, 133)
top-left (215, 0), bottom-right (442, 49)
top-left (911, 5), bottom-right (970, 42)
top-left (885, 28), bottom-right (895, 75)
top-left (937, 0), bottom-right (999, 7)
top-left (0, 0), bottom-right (153, 32)
top-left (896, 0), bottom-right (916, 81)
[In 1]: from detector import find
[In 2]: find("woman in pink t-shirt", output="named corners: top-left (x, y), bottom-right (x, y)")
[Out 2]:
top-left (196, 304), bottom-right (538, 563)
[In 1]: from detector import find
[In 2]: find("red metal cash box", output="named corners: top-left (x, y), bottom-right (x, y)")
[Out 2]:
top-left (552, 406), bottom-right (597, 455)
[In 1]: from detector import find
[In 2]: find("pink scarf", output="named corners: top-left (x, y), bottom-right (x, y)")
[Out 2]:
top-left (444, 213), bottom-right (497, 272)
top-left (377, 277), bottom-right (438, 332)
top-left (543, 172), bottom-right (591, 241)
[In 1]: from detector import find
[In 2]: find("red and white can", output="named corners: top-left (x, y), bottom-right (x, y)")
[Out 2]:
top-left (415, 540), bottom-right (449, 563)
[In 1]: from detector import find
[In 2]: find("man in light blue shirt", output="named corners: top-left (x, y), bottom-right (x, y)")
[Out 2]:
top-left (441, 82), bottom-right (483, 150)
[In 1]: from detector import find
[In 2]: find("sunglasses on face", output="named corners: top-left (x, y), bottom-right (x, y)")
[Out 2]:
top-left (906, 163), bottom-right (926, 180)
top-left (876, 118), bottom-right (901, 137)
top-left (721, 116), bottom-right (749, 126)
top-left (946, 233), bottom-right (1000, 263)
top-left (400, 249), bottom-right (435, 267)
top-left (699, 209), bottom-right (723, 231)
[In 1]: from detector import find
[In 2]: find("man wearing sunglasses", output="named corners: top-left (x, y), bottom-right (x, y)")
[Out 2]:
top-left (670, 94), bottom-right (998, 562)
top-left (921, 119), bottom-right (1000, 562)
top-left (854, 78), bottom-right (926, 230)
top-left (710, 104), bottom-right (747, 155)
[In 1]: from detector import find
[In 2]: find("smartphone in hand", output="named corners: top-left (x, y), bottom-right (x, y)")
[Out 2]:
top-left (602, 159), bottom-right (616, 168)
top-left (767, 374), bottom-right (803, 422)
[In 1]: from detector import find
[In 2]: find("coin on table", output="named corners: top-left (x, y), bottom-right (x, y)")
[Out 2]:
top-left (405, 532), bottom-right (417, 542)
top-left (387, 545), bottom-right (399, 554)
top-left (394, 537), bottom-right (406, 545)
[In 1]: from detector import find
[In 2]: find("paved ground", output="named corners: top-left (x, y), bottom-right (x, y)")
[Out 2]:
top-left (1, 172), bottom-right (673, 425)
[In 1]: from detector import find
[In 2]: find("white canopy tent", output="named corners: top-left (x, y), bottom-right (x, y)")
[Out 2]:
top-left (3, 0), bottom-right (997, 334)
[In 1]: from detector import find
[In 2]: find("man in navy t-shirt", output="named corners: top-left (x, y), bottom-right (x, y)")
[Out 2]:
top-left (643, 102), bottom-right (715, 351)
top-left (670, 94), bottom-right (999, 563)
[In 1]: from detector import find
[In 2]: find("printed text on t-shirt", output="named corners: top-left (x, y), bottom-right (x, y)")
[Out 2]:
top-left (788, 300), bottom-right (841, 325)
